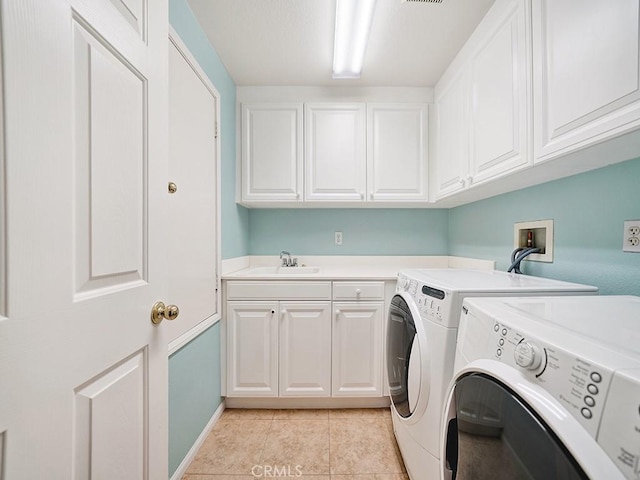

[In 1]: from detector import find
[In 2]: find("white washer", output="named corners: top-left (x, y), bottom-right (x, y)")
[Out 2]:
top-left (442, 295), bottom-right (640, 480)
top-left (386, 269), bottom-right (598, 480)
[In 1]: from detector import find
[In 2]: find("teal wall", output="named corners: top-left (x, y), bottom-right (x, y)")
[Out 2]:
top-left (169, 0), bottom-right (249, 260)
top-left (449, 157), bottom-right (640, 295)
top-left (168, 324), bottom-right (221, 477)
top-left (249, 209), bottom-right (449, 255)
top-left (251, 159), bottom-right (640, 295)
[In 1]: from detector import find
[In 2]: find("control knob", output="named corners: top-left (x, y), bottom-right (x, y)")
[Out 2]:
top-left (514, 341), bottom-right (543, 370)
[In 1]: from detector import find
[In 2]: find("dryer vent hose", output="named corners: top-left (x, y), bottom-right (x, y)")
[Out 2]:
top-left (508, 247), bottom-right (541, 274)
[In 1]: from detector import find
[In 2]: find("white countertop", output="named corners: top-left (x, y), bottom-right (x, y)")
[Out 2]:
top-left (222, 255), bottom-right (495, 281)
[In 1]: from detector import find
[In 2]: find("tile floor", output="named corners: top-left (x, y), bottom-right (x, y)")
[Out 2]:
top-left (183, 408), bottom-right (407, 480)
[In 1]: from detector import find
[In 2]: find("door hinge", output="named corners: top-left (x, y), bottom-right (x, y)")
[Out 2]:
top-left (215, 122), bottom-right (218, 139)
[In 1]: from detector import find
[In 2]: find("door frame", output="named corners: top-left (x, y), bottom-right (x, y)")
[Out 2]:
top-left (0, 22), bottom-right (5, 319)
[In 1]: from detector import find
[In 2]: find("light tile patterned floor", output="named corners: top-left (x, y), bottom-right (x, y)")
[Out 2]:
top-left (183, 408), bottom-right (407, 480)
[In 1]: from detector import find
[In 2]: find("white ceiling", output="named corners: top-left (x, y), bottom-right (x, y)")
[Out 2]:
top-left (186, 0), bottom-right (496, 87)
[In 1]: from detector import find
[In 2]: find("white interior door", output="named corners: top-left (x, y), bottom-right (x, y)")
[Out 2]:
top-left (167, 34), bottom-right (220, 344)
top-left (0, 0), bottom-right (170, 478)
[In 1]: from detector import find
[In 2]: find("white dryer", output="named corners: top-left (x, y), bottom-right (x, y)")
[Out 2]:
top-left (442, 295), bottom-right (640, 479)
top-left (386, 269), bottom-right (598, 480)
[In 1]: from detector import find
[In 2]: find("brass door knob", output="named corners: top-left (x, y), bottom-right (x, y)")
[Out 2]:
top-left (151, 301), bottom-right (180, 324)
top-left (168, 182), bottom-right (178, 194)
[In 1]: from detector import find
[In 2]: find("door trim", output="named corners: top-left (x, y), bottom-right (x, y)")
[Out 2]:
top-left (168, 314), bottom-right (219, 355)
top-left (0, 14), bottom-right (6, 318)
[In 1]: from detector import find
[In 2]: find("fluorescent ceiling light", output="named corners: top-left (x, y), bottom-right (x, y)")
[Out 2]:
top-left (332, 0), bottom-right (377, 79)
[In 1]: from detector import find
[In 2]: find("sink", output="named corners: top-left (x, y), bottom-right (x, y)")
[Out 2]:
top-left (238, 266), bottom-right (320, 275)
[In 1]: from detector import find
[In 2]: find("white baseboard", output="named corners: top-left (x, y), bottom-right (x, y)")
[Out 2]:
top-left (225, 396), bottom-right (391, 409)
top-left (170, 400), bottom-right (226, 480)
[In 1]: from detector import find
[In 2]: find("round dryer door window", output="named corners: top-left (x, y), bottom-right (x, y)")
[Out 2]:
top-left (387, 293), bottom-right (429, 419)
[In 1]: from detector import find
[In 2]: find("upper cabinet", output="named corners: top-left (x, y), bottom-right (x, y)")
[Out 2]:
top-left (532, 0), bottom-right (640, 163)
top-left (468, 0), bottom-right (531, 184)
top-left (305, 103), bottom-right (366, 202)
top-left (240, 0), bottom-right (640, 208)
top-left (433, 0), bottom-right (531, 200)
top-left (434, 71), bottom-right (469, 198)
top-left (241, 103), bottom-right (303, 203)
top-left (367, 104), bottom-right (428, 202)
top-left (239, 101), bottom-right (429, 206)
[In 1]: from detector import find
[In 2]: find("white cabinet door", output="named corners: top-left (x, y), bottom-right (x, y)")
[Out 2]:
top-left (332, 303), bottom-right (384, 397)
top-left (533, 0), bottom-right (640, 163)
top-left (305, 103), bottom-right (366, 201)
top-left (0, 0), bottom-right (169, 477)
top-left (279, 302), bottom-right (332, 397)
top-left (367, 104), bottom-right (428, 201)
top-left (242, 103), bottom-right (303, 202)
top-left (469, 0), bottom-right (531, 185)
top-left (434, 71), bottom-right (470, 199)
top-left (227, 302), bottom-right (279, 397)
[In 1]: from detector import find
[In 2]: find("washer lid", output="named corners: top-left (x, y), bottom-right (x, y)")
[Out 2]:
top-left (481, 295), bottom-right (640, 356)
top-left (399, 269), bottom-right (598, 293)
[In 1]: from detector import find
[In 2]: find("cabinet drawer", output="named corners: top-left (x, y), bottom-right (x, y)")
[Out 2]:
top-left (226, 281), bottom-right (332, 300)
top-left (332, 281), bottom-right (385, 301)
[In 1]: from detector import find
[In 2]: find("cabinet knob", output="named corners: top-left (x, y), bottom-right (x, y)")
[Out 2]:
top-left (459, 179), bottom-right (466, 187)
top-left (335, 309), bottom-right (341, 316)
top-left (355, 288), bottom-right (362, 296)
top-left (369, 193), bottom-right (374, 200)
top-left (271, 309), bottom-right (276, 315)
top-left (360, 192), bottom-right (364, 199)
top-left (281, 309), bottom-right (287, 317)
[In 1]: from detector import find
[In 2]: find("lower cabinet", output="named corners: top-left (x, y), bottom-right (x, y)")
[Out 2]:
top-left (332, 302), bottom-right (384, 396)
top-left (225, 280), bottom-right (387, 398)
top-left (226, 301), bottom-right (279, 397)
top-left (279, 302), bottom-right (332, 397)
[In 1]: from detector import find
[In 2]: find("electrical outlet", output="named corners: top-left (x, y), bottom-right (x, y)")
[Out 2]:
top-left (623, 220), bottom-right (640, 253)
top-left (335, 231), bottom-right (343, 246)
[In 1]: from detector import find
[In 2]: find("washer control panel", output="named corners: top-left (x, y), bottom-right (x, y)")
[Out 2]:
top-left (396, 273), bottom-right (417, 295)
top-left (486, 319), bottom-right (613, 439)
top-left (395, 274), bottom-right (454, 326)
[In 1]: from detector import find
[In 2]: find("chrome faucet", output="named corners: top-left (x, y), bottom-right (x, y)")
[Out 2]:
top-left (279, 251), bottom-right (298, 267)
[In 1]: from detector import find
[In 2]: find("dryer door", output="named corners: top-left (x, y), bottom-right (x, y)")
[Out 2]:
top-left (442, 373), bottom-right (602, 480)
top-left (387, 293), bottom-right (430, 420)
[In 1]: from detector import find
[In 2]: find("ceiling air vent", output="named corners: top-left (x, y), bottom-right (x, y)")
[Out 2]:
top-left (401, 0), bottom-right (443, 3)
